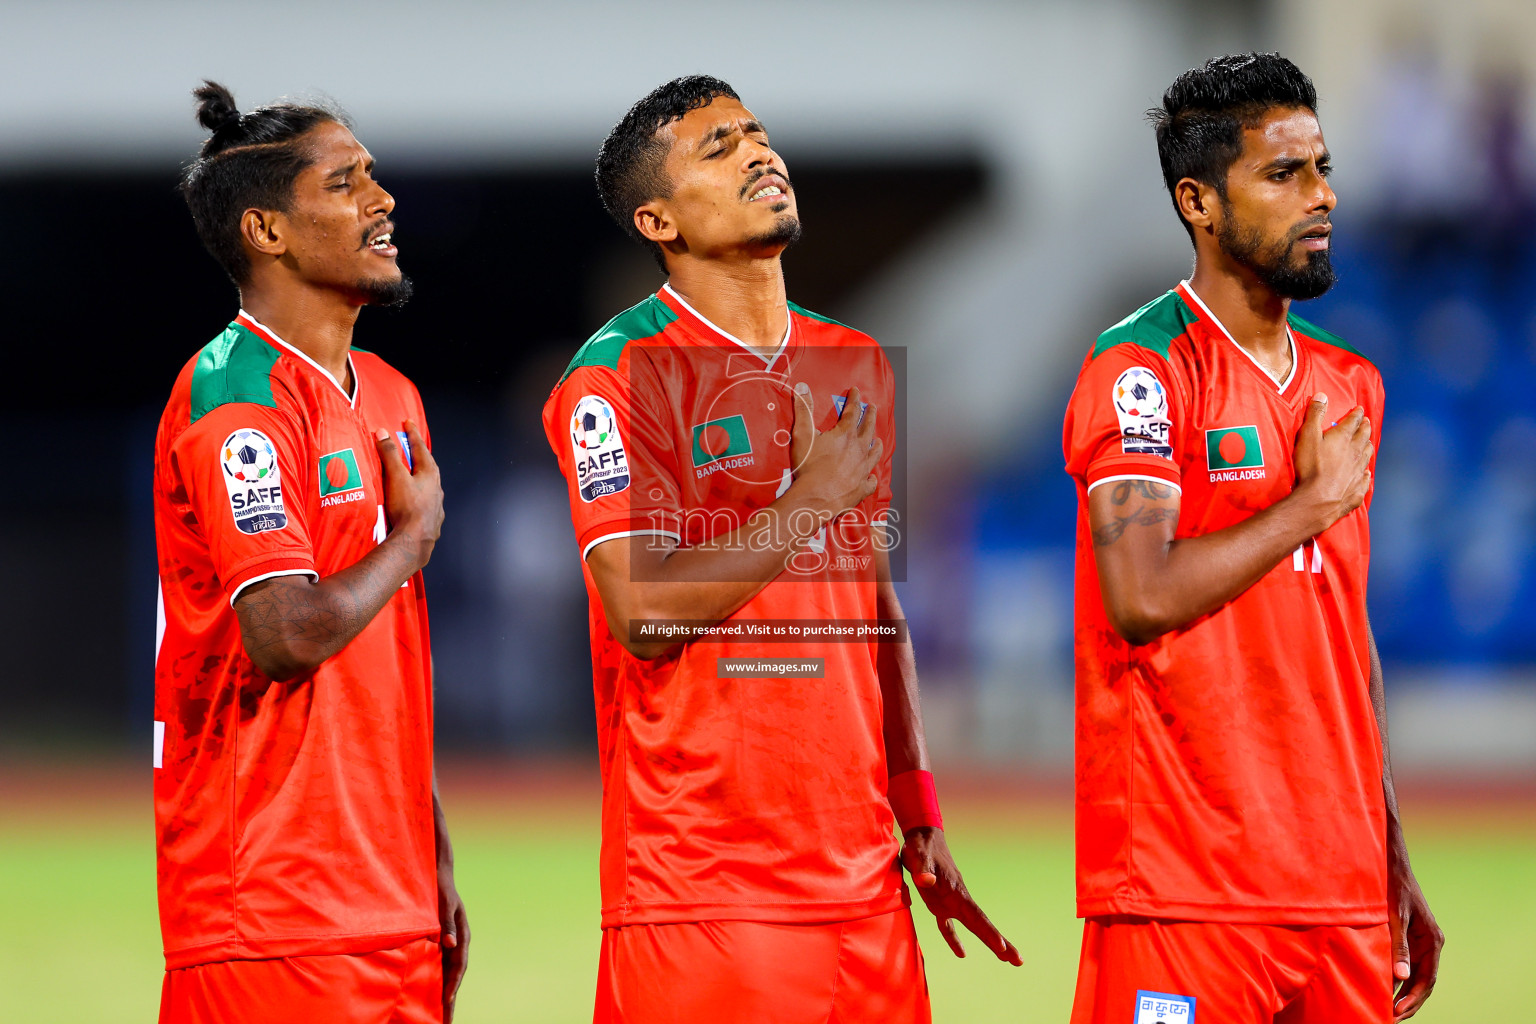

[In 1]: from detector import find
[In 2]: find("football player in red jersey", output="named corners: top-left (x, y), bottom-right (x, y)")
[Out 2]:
top-left (153, 83), bottom-right (468, 1023)
top-left (544, 76), bottom-right (1020, 1024)
top-left (1063, 54), bottom-right (1442, 1023)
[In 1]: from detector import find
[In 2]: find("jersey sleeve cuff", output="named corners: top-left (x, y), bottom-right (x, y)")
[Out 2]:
top-left (225, 558), bottom-right (320, 606)
top-left (578, 516), bottom-right (683, 561)
top-left (1084, 456), bottom-right (1183, 493)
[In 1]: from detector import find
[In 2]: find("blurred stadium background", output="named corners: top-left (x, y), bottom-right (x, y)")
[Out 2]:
top-left (2, 0), bottom-right (1533, 1020)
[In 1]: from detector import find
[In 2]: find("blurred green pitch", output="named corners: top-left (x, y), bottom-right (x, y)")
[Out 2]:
top-left (0, 771), bottom-right (1529, 1023)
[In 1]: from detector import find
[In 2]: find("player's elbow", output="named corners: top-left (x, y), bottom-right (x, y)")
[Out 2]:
top-left (242, 640), bottom-right (323, 681)
top-left (614, 605), bottom-right (683, 661)
top-left (1107, 615), bottom-right (1165, 647)
top-left (616, 637), bottom-right (675, 661)
top-left (1103, 595), bottom-right (1175, 647)
top-left (599, 594), bottom-right (679, 661)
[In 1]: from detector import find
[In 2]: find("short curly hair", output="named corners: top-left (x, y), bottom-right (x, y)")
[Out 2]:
top-left (1149, 53), bottom-right (1318, 241)
top-left (595, 75), bottom-right (740, 268)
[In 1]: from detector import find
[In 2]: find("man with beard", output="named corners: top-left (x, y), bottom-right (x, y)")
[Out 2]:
top-left (543, 76), bottom-right (1019, 1024)
top-left (152, 82), bottom-right (467, 1023)
top-left (1062, 54), bottom-right (1442, 1023)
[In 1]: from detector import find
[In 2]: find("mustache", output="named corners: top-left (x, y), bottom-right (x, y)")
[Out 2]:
top-left (1287, 215), bottom-right (1330, 244)
top-left (739, 167), bottom-right (792, 201)
top-left (360, 219), bottom-right (394, 248)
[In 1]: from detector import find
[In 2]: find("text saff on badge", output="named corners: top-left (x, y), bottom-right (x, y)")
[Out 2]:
top-left (220, 428), bottom-right (289, 534)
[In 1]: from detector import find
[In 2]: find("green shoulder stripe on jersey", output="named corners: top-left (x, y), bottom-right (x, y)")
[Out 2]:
top-left (1287, 310), bottom-right (1369, 362)
top-left (348, 344), bottom-right (373, 354)
top-left (1090, 290), bottom-right (1193, 361)
top-left (787, 300), bottom-right (853, 330)
top-left (559, 294), bottom-right (678, 384)
top-left (189, 322), bottom-right (281, 424)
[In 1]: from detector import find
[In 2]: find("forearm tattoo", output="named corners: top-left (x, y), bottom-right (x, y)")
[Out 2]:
top-left (1109, 480), bottom-right (1177, 504)
top-left (238, 579), bottom-right (356, 665)
top-left (1091, 480), bottom-right (1179, 547)
top-left (237, 536), bottom-right (419, 671)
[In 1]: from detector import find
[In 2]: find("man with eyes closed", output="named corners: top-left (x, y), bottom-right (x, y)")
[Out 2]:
top-left (152, 82), bottom-right (467, 1024)
top-left (1063, 53), bottom-right (1441, 1024)
top-left (545, 75), bottom-right (1020, 1024)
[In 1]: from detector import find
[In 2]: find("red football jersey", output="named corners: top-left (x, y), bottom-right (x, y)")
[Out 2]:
top-left (543, 285), bottom-right (906, 928)
top-left (152, 311), bottom-right (439, 968)
top-left (1062, 282), bottom-right (1388, 925)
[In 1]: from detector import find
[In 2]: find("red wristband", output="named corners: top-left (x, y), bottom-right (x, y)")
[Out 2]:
top-left (888, 769), bottom-right (943, 834)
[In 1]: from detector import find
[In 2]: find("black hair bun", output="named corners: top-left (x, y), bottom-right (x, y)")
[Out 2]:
top-left (193, 80), bottom-right (242, 134)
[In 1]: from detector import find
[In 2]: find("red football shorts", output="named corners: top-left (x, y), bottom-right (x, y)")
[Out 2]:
top-left (594, 907), bottom-right (930, 1024)
top-left (159, 937), bottom-right (443, 1024)
top-left (1070, 917), bottom-right (1391, 1023)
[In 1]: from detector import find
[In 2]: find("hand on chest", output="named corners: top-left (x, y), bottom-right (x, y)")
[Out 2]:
top-left (674, 348), bottom-right (881, 563)
top-left (309, 398), bottom-right (408, 560)
top-left (1183, 358), bottom-right (1362, 509)
top-left (682, 351), bottom-right (875, 499)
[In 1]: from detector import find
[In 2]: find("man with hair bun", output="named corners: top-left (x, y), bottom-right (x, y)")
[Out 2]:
top-left (1063, 53), bottom-right (1443, 1023)
top-left (152, 81), bottom-right (467, 1023)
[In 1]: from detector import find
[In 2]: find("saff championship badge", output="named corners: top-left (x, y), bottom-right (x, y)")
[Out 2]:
top-left (1113, 366), bottom-right (1174, 459)
top-left (571, 395), bottom-right (630, 502)
top-left (221, 428), bottom-right (289, 534)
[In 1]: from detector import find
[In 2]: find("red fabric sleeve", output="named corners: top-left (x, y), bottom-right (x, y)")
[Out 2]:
top-left (170, 401), bottom-right (317, 602)
top-left (1063, 345), bottom-right (1185, 492)
top-left (546, 361), bottom-right (684, 559)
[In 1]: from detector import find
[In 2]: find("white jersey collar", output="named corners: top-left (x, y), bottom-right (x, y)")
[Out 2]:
top-left (1179, 281), bottom-right (1297, 393)
top-left (237, 309), bottom-right (358, 406)
top-left (662, 284), bottom-right (791, 366)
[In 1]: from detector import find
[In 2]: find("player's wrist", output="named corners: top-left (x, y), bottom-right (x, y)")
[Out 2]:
top-left (1386, 822), bottom-right (1412, 872)
top-left (383, 519), bottom-right (432, 572)
top-left (1284, 479), bottom-right (1340, 537)
top-left (888, 769), bottom-right (944, 834)
top-left (774, 486), bottom-right (836, 541)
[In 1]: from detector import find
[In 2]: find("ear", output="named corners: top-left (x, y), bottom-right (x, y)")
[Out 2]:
top-left (239, 208), bottom-right (288, 259)
top-left (1175, 177), bottom-right (1219, 234)
top-left (633, 200), bottom-right (679, 247)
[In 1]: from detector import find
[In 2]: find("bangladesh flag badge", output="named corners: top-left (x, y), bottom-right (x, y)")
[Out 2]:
top-left (318, 448), bottom-right (364, 496)
top-left (1205, 425), bottom-right (1263, 470)
top-left (691, 415), bottom-right (752, 468)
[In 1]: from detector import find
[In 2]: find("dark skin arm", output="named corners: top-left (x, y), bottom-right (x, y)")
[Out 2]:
top-left (234, 423), bottom-right (442, 679)
top-left (1369, 622), bottom-right (1444, 1022)
top-left (1089, 394), bottom-right (1372, 644)
top-left (586, 385), bottom-right (880, 659)
top-left (435, 775), bottom-right (469, 1022)
top-left (238, 427), bottom-right (465, 1008)
top-left (875, 544), bottom-right (1022, 966)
